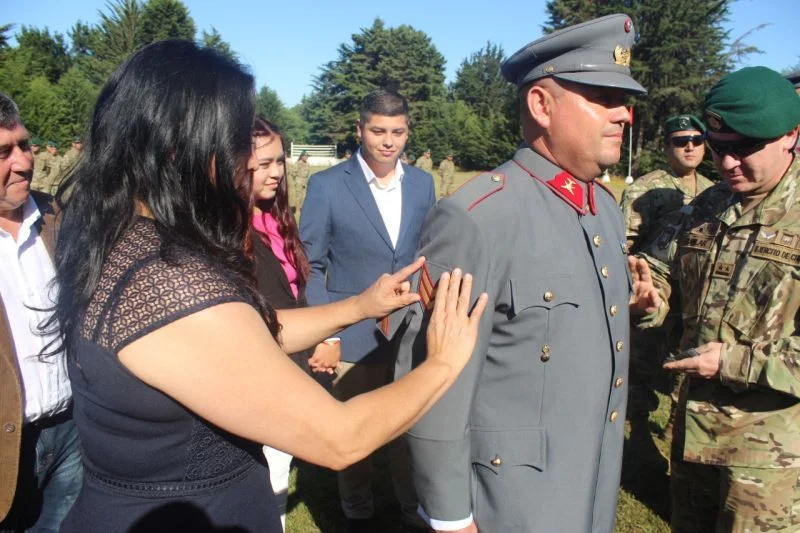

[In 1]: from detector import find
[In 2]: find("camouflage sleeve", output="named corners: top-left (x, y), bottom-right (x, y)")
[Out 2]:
top-left (619, 184), bottom-right (648, 250)
top-left (720, 324), bottom-right (800, 398)
top-left (634, 252), bottom-right (673, 329)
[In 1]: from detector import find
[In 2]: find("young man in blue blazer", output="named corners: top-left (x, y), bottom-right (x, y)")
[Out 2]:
top-left (300, 89), bottom-right (435, 533)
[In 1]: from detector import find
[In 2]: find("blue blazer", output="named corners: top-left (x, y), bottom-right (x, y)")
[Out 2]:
top-left (300, 156), bottom-right (435, 363)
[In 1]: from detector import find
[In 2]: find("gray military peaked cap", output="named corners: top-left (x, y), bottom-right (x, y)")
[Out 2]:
top-left (502, 13), bottom-right (646, 94)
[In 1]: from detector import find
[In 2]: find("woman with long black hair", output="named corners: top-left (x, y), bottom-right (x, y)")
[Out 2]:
top-left (48, 40), bottom-right (486, 533)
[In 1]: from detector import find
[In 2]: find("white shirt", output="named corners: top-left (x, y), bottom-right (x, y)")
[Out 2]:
top-left (356, 149), bottom-right (404, 248)
top-left (0, 196), bottom-right (71, 423)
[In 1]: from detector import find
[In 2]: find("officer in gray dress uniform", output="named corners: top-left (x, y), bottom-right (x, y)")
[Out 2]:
top-left (383, 14), bottom-right (661, 533)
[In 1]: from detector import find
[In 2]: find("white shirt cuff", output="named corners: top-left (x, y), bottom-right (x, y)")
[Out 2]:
top-left (418, 505), bottom-right (474, 531)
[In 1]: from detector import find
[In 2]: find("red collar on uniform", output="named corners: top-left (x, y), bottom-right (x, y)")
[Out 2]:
top-left (544, 171), bottom-right (597, 216)
top-left (513, 161), bottom-right (597, 216)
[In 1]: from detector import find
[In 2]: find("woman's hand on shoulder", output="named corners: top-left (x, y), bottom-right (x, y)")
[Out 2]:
top-left (425, 268), bottom-right (488, 375)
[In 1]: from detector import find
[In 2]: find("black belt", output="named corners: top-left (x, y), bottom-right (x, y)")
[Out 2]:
top-left (26, 406), bottom-right (73, 431)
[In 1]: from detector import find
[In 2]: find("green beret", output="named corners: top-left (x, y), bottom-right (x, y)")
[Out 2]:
top-left (300, 150), bottom-right (308, 157)
top-left (704, 66), bottom-right (800, 139)
top-left (664, 114), bottom-right (705, 135)
top-left (46, 140), bottom-right (58, 148)
top-left (31, 136), bottom-right (42, 146)
top-left (72, 135), bottom-right (82, 142)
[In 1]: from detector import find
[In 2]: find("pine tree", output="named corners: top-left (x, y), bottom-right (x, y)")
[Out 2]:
top-left (303, 18), bottom-right (447, 157)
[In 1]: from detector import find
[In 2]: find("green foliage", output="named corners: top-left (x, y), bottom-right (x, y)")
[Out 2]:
top-left (201, 26), bottom-right (236, 61)
top-left (451, 42), bottom-right (520, 169)
top-left (303, 18), bottom-right (447, 156)
top-left (14, 26), bottom-right (72, 84)
top-left (137, 0), bottom-right (196, 45)
top-left (255, 86), bottom-right (310, 151)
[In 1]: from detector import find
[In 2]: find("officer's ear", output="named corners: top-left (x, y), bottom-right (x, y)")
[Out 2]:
top-left (524, 80), bottom-right (556, 130)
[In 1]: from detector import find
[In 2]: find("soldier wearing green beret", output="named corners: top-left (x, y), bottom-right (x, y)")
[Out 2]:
top-left (437, 152), bottom-right (455, 197)
top-left (638, 66), bottom-right (800, 532)
top-left (621, 115), bottom-right (715, 463)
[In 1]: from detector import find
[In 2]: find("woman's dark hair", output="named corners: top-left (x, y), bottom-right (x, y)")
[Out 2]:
top-left (251, 116), bottom-right (310, 284)
top-left (47, 39), bottom-right (279, 358)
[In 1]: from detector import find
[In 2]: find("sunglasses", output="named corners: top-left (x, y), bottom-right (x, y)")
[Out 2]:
top-left (706, 136), bottom-right (777, 158)
top-left (670, 134), bottom-right (705, 148)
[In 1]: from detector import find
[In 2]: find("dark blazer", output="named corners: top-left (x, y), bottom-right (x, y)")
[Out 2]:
top-left (299, 157), bottom-right (435, 363)
top-left (252, 234), bottom-right (333, 389)
top-left (0, 192), bottom-right (56, 520)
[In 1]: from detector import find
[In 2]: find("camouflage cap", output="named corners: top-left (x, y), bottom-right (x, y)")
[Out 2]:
top-left (502, 14), bottom-right (646, 94)
top-left (786, 70), bottom-right (800, 89)
top-left (704, 66), bottom-right (800, 139)
top-left (664, 114), bottom-right (705, 135)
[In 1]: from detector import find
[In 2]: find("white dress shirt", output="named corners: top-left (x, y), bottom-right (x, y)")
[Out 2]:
top-left (0, 196), bottom-right (71, 423)
top-left (356, 149), bottom-right (404, 248)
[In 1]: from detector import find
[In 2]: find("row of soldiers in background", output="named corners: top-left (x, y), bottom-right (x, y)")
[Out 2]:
top-left (620, 68), bottom-right (800, 531)
top-left (412, 149), bottom-right (455, 197)
top-left (31, 135), bottom-right (82, 195)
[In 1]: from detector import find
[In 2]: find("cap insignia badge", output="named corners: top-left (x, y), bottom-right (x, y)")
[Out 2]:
top-left (624, 19), bottom-right (632, 33)
top-left (614, 46), bottom-right (631, 67)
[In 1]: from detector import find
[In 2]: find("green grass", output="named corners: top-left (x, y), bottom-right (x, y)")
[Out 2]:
top-left (285, 171), bottom-right (670, 532)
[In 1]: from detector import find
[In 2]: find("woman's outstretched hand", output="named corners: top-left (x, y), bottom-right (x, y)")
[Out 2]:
top-left (426, 268), bottom-right (488, 374)
top-left (355, 257), bottom-right (426, 320)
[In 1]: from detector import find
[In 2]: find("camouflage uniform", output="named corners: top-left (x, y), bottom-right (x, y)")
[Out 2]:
top-left (621, 168), bottom-right (715, 465)
top-left (415, 155), bottom-right (433, 173)
top-left (43, 154), bottom-right (63, 195)
top-left (437, 158), bottom-right (455, 197)
top-left (31, 151), bottom-right (54, 193)
top-left (641, 158), bottom-right (800, 532)
top-left (289, 158), bottom-right (310, 214)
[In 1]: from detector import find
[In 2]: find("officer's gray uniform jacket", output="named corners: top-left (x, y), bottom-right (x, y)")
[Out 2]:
top-left (391, 147), bottom-right (632, 532)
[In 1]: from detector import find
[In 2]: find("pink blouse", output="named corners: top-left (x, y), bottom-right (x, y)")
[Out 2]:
top-left (252, 212), bottom-right (299, 299)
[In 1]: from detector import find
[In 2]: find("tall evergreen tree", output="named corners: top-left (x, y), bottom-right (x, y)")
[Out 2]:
top-left (452, 42), bottom-right (519, 168)
top-left (304, 19), bottom-right (447, 156)
top-left (137, 0), bottom-right (196, 46)
top-left (201, 27), bottom-right (236, 61)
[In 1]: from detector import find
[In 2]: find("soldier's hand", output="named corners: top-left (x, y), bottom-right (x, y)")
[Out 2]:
top-left (663, 342), bottom-right (722, 378)
top-left (627, 256), bottom-right (662, 314)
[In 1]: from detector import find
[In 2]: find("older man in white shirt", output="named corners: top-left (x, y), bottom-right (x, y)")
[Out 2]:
top-left (0, 93), bottom-right (82, 532)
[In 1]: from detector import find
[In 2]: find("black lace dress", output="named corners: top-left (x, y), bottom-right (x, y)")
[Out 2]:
top-left (60, 218), bottom-right (280, 533)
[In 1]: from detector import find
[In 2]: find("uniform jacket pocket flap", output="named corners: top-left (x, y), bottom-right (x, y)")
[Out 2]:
top-left (470, 427), bottom-right (546, 474)
top-left (510, 276), bottom-right (578, 313)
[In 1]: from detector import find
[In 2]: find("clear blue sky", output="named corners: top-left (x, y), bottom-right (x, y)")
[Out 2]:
top-left (9, 0), bottom-right (799, 107)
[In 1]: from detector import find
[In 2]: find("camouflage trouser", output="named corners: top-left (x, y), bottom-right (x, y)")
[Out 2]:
top-left (440, 174), bottom-right (454, 197)
top-left (291, 176), bottom-right (307, 214)
top-left (671, 452), bottom-right (800, 532)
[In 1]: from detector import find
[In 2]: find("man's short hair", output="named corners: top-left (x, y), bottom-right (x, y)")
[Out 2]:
top-left (359, 88), bottom-right (409, 124)
top-left (0, 92), bottom-right (22, 130)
